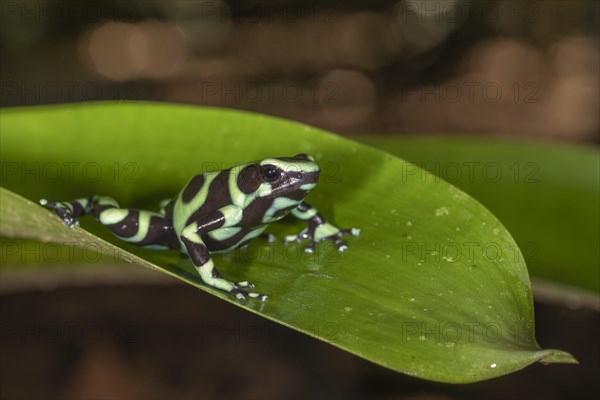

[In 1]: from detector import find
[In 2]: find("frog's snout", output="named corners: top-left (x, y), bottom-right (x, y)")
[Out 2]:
top-left (292, 170), bottom-right (319, 181)
top-left (298, 170), bottom-right (319, 182)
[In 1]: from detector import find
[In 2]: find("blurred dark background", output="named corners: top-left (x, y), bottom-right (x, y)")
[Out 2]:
top-left (1, 0), bottom-right (598, 141)
top-left (1, 280), bottom-right (599, 399)
top-left (1, 0), bottom-right (599, 399)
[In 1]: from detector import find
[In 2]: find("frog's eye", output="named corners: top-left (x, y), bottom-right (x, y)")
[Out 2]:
top-left (261, 165), bottom-right (281, 182)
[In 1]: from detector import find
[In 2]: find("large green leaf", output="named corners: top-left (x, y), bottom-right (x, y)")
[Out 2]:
top-left (359, 136), bottom-right (600, 293)
top-left (0, 103), bottom-right (575, 383)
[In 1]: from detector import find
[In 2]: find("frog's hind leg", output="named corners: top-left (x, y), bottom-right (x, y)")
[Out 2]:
top-left (40, 195), bottom-right (178, 250)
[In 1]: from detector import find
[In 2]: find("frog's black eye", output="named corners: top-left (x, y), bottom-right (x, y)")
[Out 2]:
top-left (261, 165), bottom-right (281, 182)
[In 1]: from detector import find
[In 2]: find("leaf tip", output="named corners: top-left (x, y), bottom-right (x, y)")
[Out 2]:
top-left (536, 349), bottom-right (578, 365)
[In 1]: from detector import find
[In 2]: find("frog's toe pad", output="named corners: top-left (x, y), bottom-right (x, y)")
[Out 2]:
top-left (335, 239), bottom-right (348, 252)
top-left (66, 218), bottom-right (80, 228)
top-left (284, 231), bottom-right (310, 245)
top-left (304, 242), bottom-right (316, 253)
top-left (340, 227), bottom-right (361, 237)
top-left (235, 281), bottom-right (255, 289)
top-left (318, 226), bottom-right (359, 252)
top-left (248, 292), bottom-right (269, 301)
top-left (231, 287), bottom-right (268, 302)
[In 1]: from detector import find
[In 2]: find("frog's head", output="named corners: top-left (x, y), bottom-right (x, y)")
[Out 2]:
top-left (239, 154), bottom-right (320, 201)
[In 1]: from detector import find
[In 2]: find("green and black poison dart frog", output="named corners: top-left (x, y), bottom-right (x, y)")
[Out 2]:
top-left (39, 154), bottom-right (360, 301)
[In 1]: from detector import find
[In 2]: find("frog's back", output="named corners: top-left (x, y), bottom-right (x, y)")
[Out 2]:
top-left (171, 170), bottom-right (228, 236)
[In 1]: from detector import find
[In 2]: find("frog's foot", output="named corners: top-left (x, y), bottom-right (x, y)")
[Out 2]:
top-left (235, 280), bottom-right (255, 289)
top-left (284, 225), bottom-right (361, 253)
top-left (334, 228), bottom-right (362, 252)
top-left (283, 229), bottom-right (310, 246)
top-left (39, 199), bottom-right (80, 228)
top-left (231, 281), bottom-right (268, 302)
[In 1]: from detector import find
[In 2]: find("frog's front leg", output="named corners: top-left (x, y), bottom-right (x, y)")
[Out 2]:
top-left (284, 202), bottom-right (360, 253)
top-left (180, 206), bottom-right (268, 302)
